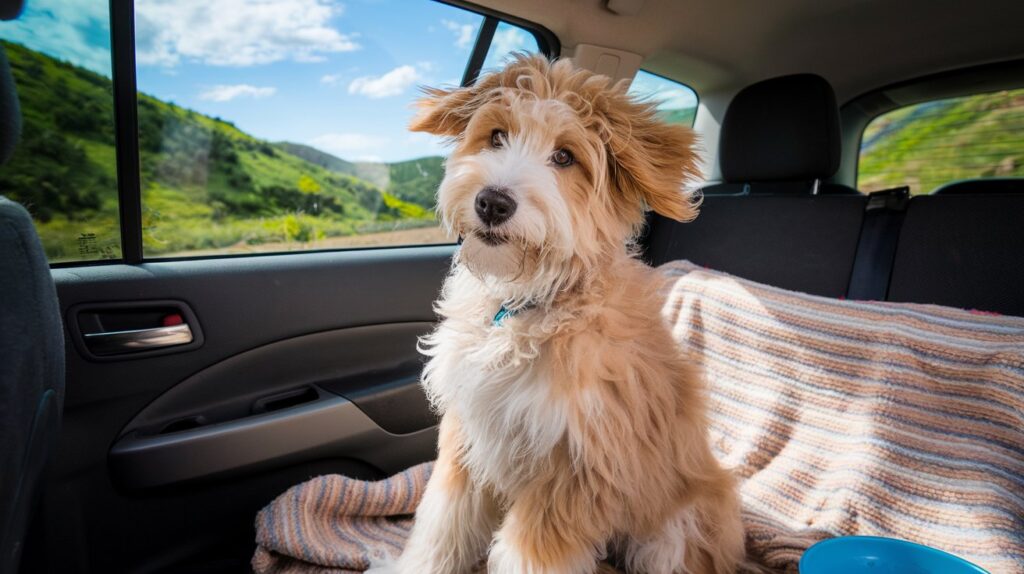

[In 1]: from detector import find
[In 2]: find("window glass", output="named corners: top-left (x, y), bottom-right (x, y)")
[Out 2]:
top-left (859, 89), bottom-right (1024, 194)
top-left (133, 0), bottom-right (499, 258)
top-left (0, 0), bottom-right (121, 263)
top-left (628, 70), bottom-right (699, 126)
top-left (480, 21), bottom-right (541, 73)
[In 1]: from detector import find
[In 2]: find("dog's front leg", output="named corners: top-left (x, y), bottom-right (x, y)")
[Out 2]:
top-left (488, 477), bottom-right (606, 574)
top-left (391, 414), bottom-right (499, 574)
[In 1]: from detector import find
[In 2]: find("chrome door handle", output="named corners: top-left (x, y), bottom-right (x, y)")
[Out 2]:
top-left (83, 323), bottom-right (194, 356)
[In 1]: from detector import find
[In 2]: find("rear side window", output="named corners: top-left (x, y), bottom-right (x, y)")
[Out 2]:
top-left (628, 70), bottom-right (698, 126)
top-left (858, 88), bottom-right (1024, 194)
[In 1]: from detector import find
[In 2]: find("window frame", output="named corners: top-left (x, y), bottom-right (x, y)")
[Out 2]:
top-left (50, 0), bottom-right (558, 268)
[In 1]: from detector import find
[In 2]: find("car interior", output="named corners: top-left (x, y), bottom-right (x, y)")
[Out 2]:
top-left (1, 0), bottom-right (1022, 572)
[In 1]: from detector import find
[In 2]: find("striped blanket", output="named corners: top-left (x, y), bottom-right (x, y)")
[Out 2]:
top-left (253, 260), bottom-right (1024, 573)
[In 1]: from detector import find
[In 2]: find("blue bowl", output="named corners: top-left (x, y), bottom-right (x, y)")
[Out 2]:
top-left (800, 536), bottom-right (989, 574)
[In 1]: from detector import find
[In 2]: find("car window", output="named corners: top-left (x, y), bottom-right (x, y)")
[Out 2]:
top-left (0, 0), bottom-right (551, 263)
top-left (858, 88), bottom-right (1024, 194)
top-left (628, 70), bottom-right (699, 126)
top-left (0, 3), bottom-right (121, 263)
top-left (134, 0), bottom-right (490, 258)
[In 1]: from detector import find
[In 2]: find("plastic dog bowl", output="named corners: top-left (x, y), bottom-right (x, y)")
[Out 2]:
top-left (799, 536), bottom-right (989, 574)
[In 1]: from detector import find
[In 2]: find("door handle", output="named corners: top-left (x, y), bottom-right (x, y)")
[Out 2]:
top-left (68, 300), bottom-right (204, 361)
top-left (84, 323), bottom-right (194, 356)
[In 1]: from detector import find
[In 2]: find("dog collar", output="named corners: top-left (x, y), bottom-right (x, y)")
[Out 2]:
top-left (492, 304), bottom-right (533, 326)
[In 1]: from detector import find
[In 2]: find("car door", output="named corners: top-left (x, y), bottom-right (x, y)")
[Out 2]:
top-left (0, 2), bottom-right (556, 572)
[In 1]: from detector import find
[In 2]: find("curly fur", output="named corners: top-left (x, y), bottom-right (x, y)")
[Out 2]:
top-left (384, 55), bottom-right (744, 574)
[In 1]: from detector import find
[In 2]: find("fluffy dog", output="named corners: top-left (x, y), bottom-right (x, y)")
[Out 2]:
top-left (390, 55), bottom-right (744, 574)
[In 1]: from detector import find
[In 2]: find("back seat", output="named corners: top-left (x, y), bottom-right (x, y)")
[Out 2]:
top-left (645, 75), bottom-right (1024, 316)
top-left (887, 193), bottom-right (1024, 316)
top-left (647, 73), bottom-right (867, 298)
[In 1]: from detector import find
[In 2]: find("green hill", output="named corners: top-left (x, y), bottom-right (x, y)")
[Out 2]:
top-left (274, 141), bottom-right (359, 177)
top-left (275, 142), bottom-right (445, 210)
top-left (859, 88), bottom-right (1024, 194)
top-left (0, 41), bottom-right (437, 261)
top-left (385, 156), bottom-right (446, 209)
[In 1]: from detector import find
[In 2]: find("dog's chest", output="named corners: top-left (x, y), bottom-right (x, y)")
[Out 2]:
top-left (424, 324), bottom-right (570, 494)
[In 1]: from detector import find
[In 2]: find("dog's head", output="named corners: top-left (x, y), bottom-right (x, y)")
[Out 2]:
top-left (412, 55), bottom-right (700, 304)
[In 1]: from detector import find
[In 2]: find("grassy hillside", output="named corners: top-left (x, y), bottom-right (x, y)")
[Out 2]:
top-left (0, 42), bottom-right (437, 261)
top-left (859, 88), bottom-right (1024, 194)
top-left (386, 156), bottom-right (446, 209)
top-left (274, 142), bottom-right (359, 177)
top-left (276, 142), bottom-right (445, 210)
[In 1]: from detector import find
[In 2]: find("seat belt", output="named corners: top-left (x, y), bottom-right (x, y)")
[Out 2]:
top-left (847, 187), bottom-right (910, 301)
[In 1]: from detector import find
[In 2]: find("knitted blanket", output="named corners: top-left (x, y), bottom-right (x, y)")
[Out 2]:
top-left (254, 260), bottom-right (1024, 573)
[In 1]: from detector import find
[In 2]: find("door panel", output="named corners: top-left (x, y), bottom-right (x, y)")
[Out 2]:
top-left (32, 246), bottom-right (454, 573)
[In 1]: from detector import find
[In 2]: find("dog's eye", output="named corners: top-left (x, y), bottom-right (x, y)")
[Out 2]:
top-left (551, 148), bottom-right (574, 167)
top-left (490, 130), bottom-right (506, 149)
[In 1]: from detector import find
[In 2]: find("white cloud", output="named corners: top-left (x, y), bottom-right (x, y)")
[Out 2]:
top-left (348, 65), bottom-right (420, 99)
top-left (309, 133), bottom-right (389, 158)
top-left (442, 19), bottom-right (477, 50)
top-left (134, 0), bottom-right (359, 67)
top-left (199, 84), bottom-right (277, 102)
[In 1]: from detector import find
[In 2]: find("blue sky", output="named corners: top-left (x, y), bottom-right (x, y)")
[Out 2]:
top-left (0, 0), bottom-right (696, 163)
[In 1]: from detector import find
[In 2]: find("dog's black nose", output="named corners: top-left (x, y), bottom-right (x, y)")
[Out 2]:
top-left (475, 187), bottom-right (517, 227)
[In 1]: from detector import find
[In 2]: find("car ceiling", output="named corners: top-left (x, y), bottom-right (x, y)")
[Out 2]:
top-left (474, 0), bottom-right (1024, 102)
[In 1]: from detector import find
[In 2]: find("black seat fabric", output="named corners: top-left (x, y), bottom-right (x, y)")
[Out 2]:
top-left (647, 195), bottom-right (867, 297)
top-left (701, 181), bottom-right (860, 196)
top-left (887, 195), bottom-right (1024, 317)
top-left (1, 1), bottom-right (66, 569)
top-left (0, 199), bottom-right (65, 573)
top-left (931, 178), bottom-right (1024, 195)
top-left (707, 73), bottom-right (858, 195)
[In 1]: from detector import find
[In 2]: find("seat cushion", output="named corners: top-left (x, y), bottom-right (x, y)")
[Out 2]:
top-left (888, 194), bottom-right (1024, 317)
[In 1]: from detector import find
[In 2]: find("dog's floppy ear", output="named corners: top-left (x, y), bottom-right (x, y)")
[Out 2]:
top-left (410, 54), bottom-right (552, 137)
top-left (409, 85), bottom-right (481, 137)
top-left (607, 106), bottom-right (702, 223)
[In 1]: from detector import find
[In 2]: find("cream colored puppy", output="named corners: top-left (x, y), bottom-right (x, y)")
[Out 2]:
top-left (385, 55), bottom-right (743, 574)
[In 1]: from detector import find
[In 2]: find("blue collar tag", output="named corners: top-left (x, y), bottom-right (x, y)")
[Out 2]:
top-left (492, 303), bottom-right (536, 326)
top-left (493, 305), bottom-right (515, 326)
